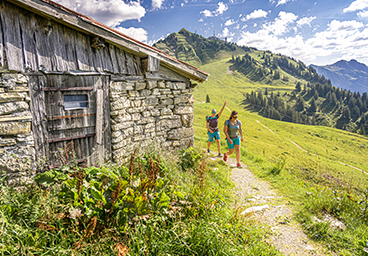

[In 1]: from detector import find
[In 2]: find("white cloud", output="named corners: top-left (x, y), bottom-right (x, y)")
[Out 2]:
top-left (262, 11), bottom-right (298, 36)
top-left (297, 16), bottom-right (316, 27)
top-left (358, 10), bottom-right (368, 17)
top-left (270, 0), bottom-right (295, 7)
top-left (237, 17), bottom-right (368, 65)
top-left (54, 0), bottom-right (146, 27)
top-left (152, 0), bottom-right (164, 9)
top-left (219, 27), bottom-right (235, 38)
top-left (242, 9), bottom-right (268, 21)
top-left (200, 2), bottom-right (228, 17)
top-left (225, 19), bottom-right (236, 26)
top-left (114, 27), bottom-right (148, 43)
top-left (343, 0), bottom-right (368, 13)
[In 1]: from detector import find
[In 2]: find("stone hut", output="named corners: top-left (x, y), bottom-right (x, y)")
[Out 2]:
top-left (0, 0), bottom-right (208, 184)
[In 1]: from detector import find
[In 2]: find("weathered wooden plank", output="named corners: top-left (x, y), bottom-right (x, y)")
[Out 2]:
top-left (100, 44), bottom-right (114, 73)
top-left (125, 52), bottom-right (136, 75)
top-left (115, 47), bottom-right (127, 74)
top-left (111, 75), bottom-right (144, 82)
top-left (75, 32), bottom-right (94, 71)
top-left (0, 1), bottom-right (24, 72)
top-left (61, 26), bottom-right (78, 71)
top-left (42, 86), bottom-right (94, 91)
top-left (146, 55), bottom-right (160, 72)
top-left (91, 47), bottom-right (104, 72)
top-left (19, 11), bottom-right (38, 71)
top-left (46, 133), bottom-right (95, 143)
top-left (134, 56), bottom-right (143, 75)
top-left (145, 65), bottom-right (188, 82)
top-left (102, 76), bottom-right (111, 161)
top-left (109, 44), bottom-right (120, 74)
top-left (34, 16), bottom-right (53, 71)
top-left (51, 22), bottom-right (68, 71)
top-left (95, 89), bottom-right (103, 144)
top-left (28, 76), bottom-right (48, 163)
top-left (0, 2), bottom-right (3, 68)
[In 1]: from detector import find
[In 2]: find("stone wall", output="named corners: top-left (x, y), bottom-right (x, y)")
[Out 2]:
top-left (110, 79), bottom-right (194, 162)
top-left (0, 71), bottom-right (36, 185)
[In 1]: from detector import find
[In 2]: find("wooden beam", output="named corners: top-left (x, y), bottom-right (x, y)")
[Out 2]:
top-left (46, 133), bottom-right (95, 143)
top-left (95, 89), bottom-right (103, 145)
top-left (5, 0), bottom-right (209, 82)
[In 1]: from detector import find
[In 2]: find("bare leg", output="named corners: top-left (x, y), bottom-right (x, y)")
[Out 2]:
top-left (216, 139), bottom-right (221, 153)
top-left (225, 148), bottom-right (234, 156)
top-left (207, 141), bottom-right (212, 150)
top-left (235, 145), bottom-right (240, 164)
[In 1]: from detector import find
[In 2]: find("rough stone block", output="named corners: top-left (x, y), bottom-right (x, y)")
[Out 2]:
top-left (157, 117), bottom-right (182, 131)
top-left (110, 97), bottom-right (130, 111)
top-left (128, 91), bottom-right (140, 97)
top-left (147, 80), bottom-right (158, 89)
top-left (174, 105), bottom-right (194, 115)
top-left (167, 127), bottom-right (194, 140)
top-left (136, 117), bottom-right (155, 125)
top-left (158, 82), bottom-right (165, 88)
top-left (140, 89), bottom-right (152, 97)
top-left (142, 97), bottom-right (158, 106)
top-left (114, 113), bottom-right (132, 123)
top-left (151, 109), bottom-right (160, 116)
top-left (0, 121), bottom-right (31, 135)
top-left (160, 98), bottom-right (173, 105)
top-left (142, 111), bottom-right (151, 117)
top-left (161, 108), bottom-right (173, 116)
top-left (110, 81), bottom-right (134, 92)
top-left (159, 89), bottom-right (171, 94)
top-left (176, 83), bottom-right (186, 90)
top-left (152, 89), bottom-right (160, 95)
top-left (112, 121), bottom-right (134, 131)
top-left (130, 100), bottom-right (142, 107)
top-left (0, 93), bottom-right (27, 103)
top-left (0, 101), bottom-right (29, 115)
top-left (131, 113), bottom-right (142, 121)
top-left (181, 114), bottom-right (194, 128)
top-left (0, 138), bottom-right (16, 147)
top-left (174, 95), bottom-right (193, 105)
top-left (127, 106), bottom-right (146, 113)
top-left (135, 82), bottom-right (146, 90)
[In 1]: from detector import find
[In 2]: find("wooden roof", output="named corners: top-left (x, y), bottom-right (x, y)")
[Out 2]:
top-left (5, 0), bottom-right (209, 82)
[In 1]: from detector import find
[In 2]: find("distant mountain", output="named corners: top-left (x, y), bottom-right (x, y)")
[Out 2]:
top-left (153, 28), bottom-right (251, 65)
top-left (311, 60), bottom-right (368, 93)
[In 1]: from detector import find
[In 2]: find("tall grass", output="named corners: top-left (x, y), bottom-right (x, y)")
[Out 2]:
top-left (0, 148), bottom-right (281, 255)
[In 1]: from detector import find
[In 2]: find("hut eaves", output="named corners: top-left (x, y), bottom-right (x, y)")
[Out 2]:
top-left (5, 0), bottom-right (209, 82)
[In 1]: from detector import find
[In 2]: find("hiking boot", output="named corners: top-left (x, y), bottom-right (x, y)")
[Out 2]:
top-left (223, 153), bottom-right (227, 162)
top-left (207, 149), bottom-right (210, 153)
top-left (236, 163), bottom-right (241, 168)
top-left (218, 153), bottom-right (222, 157)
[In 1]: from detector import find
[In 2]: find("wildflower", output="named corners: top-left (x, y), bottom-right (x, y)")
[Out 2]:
top-left (69, 207), bottom-right (82, 220)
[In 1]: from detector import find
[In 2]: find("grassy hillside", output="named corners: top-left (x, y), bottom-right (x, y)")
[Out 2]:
top-left (192, 54), bottom-right (368, 255)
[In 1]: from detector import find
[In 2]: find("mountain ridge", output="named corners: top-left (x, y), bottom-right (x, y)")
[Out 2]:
top-left (312, 59), bottom-right (368, 93)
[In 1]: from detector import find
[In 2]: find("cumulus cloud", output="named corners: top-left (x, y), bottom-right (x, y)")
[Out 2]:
top-left (241, 9), bottom-right (268, 21)
top-left (358, 10), bottom-right (368, 17)
top-left (343, 0), bottom-right (368, 13)
top-left (218, 27), bottom-right (234, 38)
top-left (114, 27), bottom-right (148, 43)
top-left (270, 0), bottom-right (295, 7)
top-left (237, 17), bottom-right (368, 65)
top-left (200, 2), bottom-right (228, 17)
top-left (54, 0), bottom-right (146, 27)
top-left (225, 19), bottom-right (236, 26)
top-left (152, 0), bottom-right (164, 9)
top-left (297, 16), bottom-right (316, 27)
top-left (262, 11), bottom-right (298, 36)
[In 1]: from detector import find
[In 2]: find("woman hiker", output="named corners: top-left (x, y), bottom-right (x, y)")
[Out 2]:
top-left (207, 101), bottom-right (227, 156)
top-left (223, 110), bottom-right (244, 168)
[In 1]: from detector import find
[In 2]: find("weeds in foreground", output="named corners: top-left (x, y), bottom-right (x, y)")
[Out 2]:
top-left (0, 148), bottom-right (280, 255)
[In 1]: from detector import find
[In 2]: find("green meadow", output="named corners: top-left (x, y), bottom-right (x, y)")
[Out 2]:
top-left (193, 55), bottom-right (368, 255)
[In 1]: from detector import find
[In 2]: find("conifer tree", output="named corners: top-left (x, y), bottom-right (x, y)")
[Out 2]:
top-left (359, 124), bottom-right (366, 135)
top-left (206, 94), bottom-right (210, 103)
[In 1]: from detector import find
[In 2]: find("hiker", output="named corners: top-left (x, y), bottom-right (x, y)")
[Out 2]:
top-left (207, 101), bottom-right (227, 156)
top-left (223, 110), bottom-right (243, 167)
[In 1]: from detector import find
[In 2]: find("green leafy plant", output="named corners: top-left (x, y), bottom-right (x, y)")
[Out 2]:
top-left (178, 147), bottom-right (202, 172)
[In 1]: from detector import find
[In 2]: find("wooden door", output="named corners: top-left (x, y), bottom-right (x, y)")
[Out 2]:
top-left (29, 74), bottom-right (111, 169)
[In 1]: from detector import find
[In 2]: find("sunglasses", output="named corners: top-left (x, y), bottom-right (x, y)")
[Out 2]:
top-left (232, 116), bottom-right (238, 119)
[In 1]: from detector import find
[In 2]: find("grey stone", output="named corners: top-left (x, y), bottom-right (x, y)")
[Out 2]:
top-left (131, 113), bottom-right (142, 121)
top-left (0, 92), bottom-right (27, 103)
top-left (135, 82), bottom-right (146, 90)
top-left (136, 117), bottom-right (155, 125)
top-left (158, 81), bottom-right (165, 88)
top-left (110, 81), bottom-right (134, 92)
top-left (160, 98), bottom-right (173, 105)
top-left (140, 89), bottom-right (152, 97)
top-left (0, 138), bottom-right (16, 147)
top-left (157, 117), bottom-right (182, 131)
top-left (151, 109), bottom-right (160, 116)
top-left (147, 80), bottom-right (158, 89)
top-left (0, 121), bottom-right (31, 135)
top-left (174, 105), bottom-right (193, 115)
top-left (161, 108), bottom-right (173, 116)
top-left (181, 114), bottom-right (194, 128)
top-left (110, 97), bottom-right (130, 111)
top-left (167, 127), bottom-right (194, 140)
top-left (112, 121), bottom-right (134, 131)
top-left (0, 101), bottom-right (29, 115)
top-left (143, 97), bottom-right (158, 106)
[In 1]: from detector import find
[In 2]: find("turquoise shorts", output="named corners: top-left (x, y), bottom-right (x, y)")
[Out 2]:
top-left (226, 137), bottom-right (240, 149)
top-left (208, 131), bottom-right (220, 142)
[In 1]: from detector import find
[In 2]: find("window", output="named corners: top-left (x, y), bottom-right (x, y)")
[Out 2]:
top-left (63, 94), bottom-right (89, 110)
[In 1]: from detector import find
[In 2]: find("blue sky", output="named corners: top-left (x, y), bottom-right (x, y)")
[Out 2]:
top-left (54, 0), bottom-right (368, 66)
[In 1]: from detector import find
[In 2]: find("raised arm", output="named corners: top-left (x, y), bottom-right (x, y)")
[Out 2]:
top-left (217, 101), bottom-right (227, 117)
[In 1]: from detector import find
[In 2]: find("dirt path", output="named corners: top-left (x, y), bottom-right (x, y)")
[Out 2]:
top-left (224, 156), bottom-right (329, 255)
